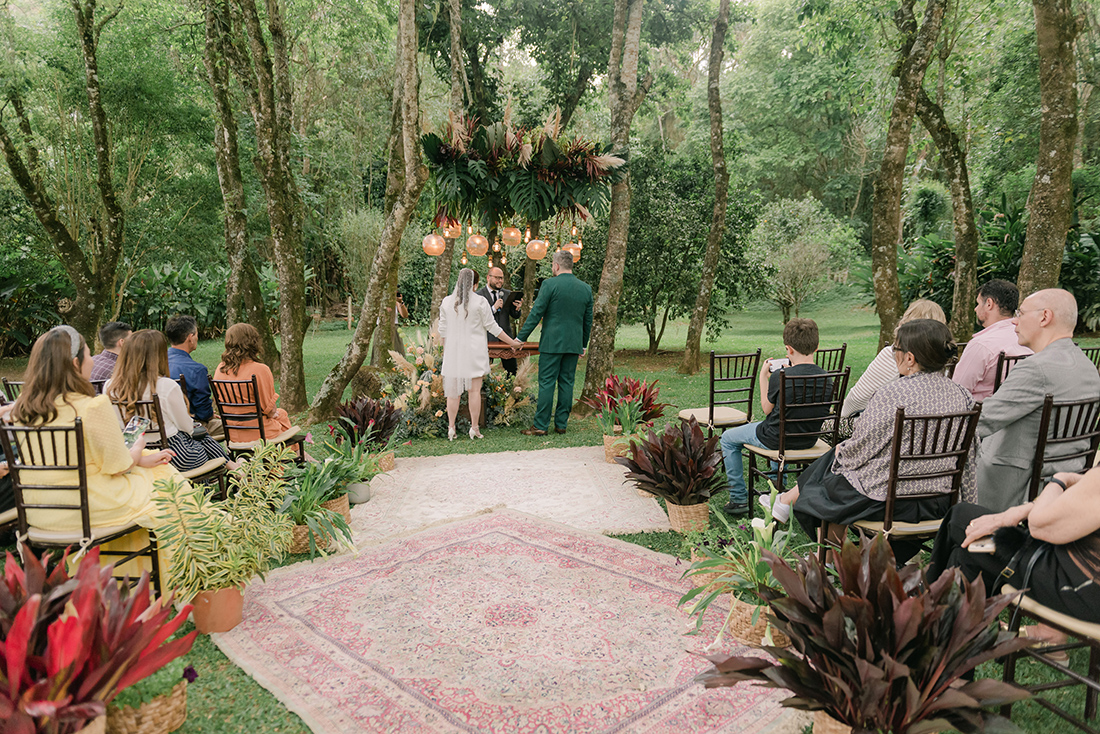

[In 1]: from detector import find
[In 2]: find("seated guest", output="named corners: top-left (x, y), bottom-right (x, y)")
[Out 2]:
top-left (720, 318), bottom-right (830, 516)
top-left (0, 402), bottom-right (12, 517)
top-left (213, 323), bottom-right (294, 443)
top-left (10, 326), bottom-right (186, 571)
top-left (841, 300), bottom-right (945, 421)
top-left (107, 329), bottom-right (237, 473)
top-left (763, 320), bottom-right (976, 562)
top-left (930, 467), bottom-right (1100, 627)
top-left (165, 315), bottom-right (222, 439)
top-left (90, 321), bottom-right (132, 381)
top-left (952, 279), bottom-right (1032, 401)
top-left (976, 289), bottom-right (1100, 512)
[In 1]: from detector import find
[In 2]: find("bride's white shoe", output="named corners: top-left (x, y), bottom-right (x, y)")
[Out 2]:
top-left (448, 426), bottom-right (457, 441)
top-left (469, 427), bottom-right (484, 439)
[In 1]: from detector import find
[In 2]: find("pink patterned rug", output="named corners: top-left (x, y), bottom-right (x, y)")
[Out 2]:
top-left (213, 510), bottom-right (797, 734)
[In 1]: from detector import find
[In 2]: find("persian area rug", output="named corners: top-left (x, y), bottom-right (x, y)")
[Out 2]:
top-left (213, 510), bottom-right (797, 734)
top-left (349, 446), bottom-right (670, 545)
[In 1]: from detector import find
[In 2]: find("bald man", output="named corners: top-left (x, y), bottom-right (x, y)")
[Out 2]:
top-left (975, 289), bottom-right (1100, 511)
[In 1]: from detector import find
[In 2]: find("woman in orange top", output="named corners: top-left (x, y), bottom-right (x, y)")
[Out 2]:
top-left (212, 323), bottom-right (293, 442)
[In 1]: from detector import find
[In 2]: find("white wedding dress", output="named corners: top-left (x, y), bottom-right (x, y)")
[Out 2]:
top-left (438, 292), bottom-right (504, 398)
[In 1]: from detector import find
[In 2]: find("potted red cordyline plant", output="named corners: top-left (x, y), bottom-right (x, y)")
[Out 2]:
top-left (0, 545), bottom-right (195, 734)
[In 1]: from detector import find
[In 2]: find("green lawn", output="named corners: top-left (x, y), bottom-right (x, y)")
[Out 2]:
top-left (3, 290), bottom-right (1098, 732)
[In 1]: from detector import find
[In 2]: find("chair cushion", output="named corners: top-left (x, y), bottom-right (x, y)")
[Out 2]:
top-left (0, 507), bottom-right (16, 527)
top-left (228, 426), bottom-right (304, 450)
top-left (180, 457), bottom-right (227, 479)
top-left (28, 522), bottom-right (143, 545)
top-left (745, 439), bottom-right (831, 461)
top-left (852, 518), bottom-right (943, 537)
top-left (1002, 584), bottom-right (1100, 642)
top-left (678, 407), bottom-right (748, 427)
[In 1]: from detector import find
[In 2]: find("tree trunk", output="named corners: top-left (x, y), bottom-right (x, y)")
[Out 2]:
top-left (230, 0), bottom-right (308, 411)
top-left (521, 221), bottom-right (542, 325)
top-left (307, 0), bottom-right (428, 423)
top-left (558, 62), bottom-right (595, 132)
top-left (447, 0), bottom-right (469, 111)
top-left (0, 2), bottom-right (126, 348)
top-left (202, 0), bottom-right (278, 366)
top-left (869, 0), bottom-right (946, 348)
top-left (429, 237), bottom-right (457, 330)
top-left (371, 258), bottom-right (400, 367)
top-left (678, 0), bottom-right (730, 375)
top-left (915, 88), bottom-right (979, 342)
top-left (1019, 0), bottom-right (1078, 294)
top-left (576, 0), bottom-right (650, 414)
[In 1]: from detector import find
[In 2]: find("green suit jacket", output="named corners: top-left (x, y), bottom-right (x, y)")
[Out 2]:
top-left (516, 273), bottom-right (593, 354)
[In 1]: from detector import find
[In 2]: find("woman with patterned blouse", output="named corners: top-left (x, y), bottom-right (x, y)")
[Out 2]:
top-left (762, 319), bottom-right (976, 561)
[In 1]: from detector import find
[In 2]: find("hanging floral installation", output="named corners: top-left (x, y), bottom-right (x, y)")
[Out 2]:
top-left (419, 108), bottom-right (626, 265)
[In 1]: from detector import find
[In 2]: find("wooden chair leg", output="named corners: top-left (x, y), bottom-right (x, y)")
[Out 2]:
top-left (818, 522), bottom-right (830, 566)
top-left (1088, 643), bottom-right (1100, 721)
top-left (148, 533), bottom-right (162, 599)
top-left (746, 450), bottom-right (756, 515)
top-left (1001, 612), bottom-right (1025, 719)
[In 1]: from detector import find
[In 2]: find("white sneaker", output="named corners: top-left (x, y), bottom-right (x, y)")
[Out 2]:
top-left (759, 493), bottom-right (791, 524)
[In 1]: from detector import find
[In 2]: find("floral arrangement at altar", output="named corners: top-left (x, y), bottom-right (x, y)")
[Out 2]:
top-left (383, 330), bottom-right (534, 437)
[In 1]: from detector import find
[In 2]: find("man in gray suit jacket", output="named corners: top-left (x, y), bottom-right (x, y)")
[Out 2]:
top-left (976, 289), bottom-right (1100, 511)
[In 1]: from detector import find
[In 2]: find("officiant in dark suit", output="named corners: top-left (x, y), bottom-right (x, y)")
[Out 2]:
top-left (476, 266), bottom-right (523, 375)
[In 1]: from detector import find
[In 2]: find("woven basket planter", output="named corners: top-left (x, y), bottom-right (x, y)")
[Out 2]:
top-left (321, 494), bottom-right (352, 524)
top-left (107, 681), bottom-right (187, 734)
top-left (812, 711), bottom-right (851, 734)
top-left (75, 716), bottom-right (106, 734)
top-left (289, 524), bottom-right (314, 554)
top-left (377, 451), bottom-right (395, 472)
top-left (728, 596), bottom-right (790, 648)
top-left (666, 501), bottom-right (710, 533)
top-left (603, 435), bottom-right (629, 463)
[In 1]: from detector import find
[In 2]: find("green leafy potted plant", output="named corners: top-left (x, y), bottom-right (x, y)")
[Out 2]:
top-left (599, 397), bottom-right (644, 463)
top-left (696, 535), bottom-right (1034, 734)
top-left (154, 442), bottom-right (296, 634)
top-left (679, 486), bottom-right (804, 647)
top-left (106, 659), bottom-right (197, 734)
top-left (0, 545), bottom-right (196, 734)
top-left (280, 459), bottom-right (356, 557)
top-left (615, 416), bottom-right (723, 532)
top-left (325, 420), bottom-right (387, 504)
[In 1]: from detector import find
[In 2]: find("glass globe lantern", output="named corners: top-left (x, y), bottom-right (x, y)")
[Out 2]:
top-left (466, 233), bottom-right (489, 257)
top-left (525, 238), bottom-right (548, 260)
top-left (422, 233), bottom-right (446, 256)
top-left (501, 227), bottom-right (523, 248)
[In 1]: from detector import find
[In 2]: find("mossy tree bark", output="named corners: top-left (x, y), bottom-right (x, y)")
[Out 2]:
top-left (678, 0), bottom-right (730, 375)
top-left (308, 0), bottom-right (428, 423)
top-left (576, 0), bottom-right (651, 414)
top-left (202, 0), bottom-right (278, 368)
top-left (1019, 0), bottom-right (1078, 294)
top-left (869, 0), bottom-right (946, 348)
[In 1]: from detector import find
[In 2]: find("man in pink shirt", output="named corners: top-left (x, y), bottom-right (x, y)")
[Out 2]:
top-left (951, 279), bottom-right (1032, 400)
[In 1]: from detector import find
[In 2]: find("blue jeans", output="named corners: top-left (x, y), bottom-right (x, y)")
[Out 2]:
top-left (720, 422), bottom-right (769, 504)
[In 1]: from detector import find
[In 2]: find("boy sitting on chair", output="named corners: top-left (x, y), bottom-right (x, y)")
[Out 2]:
top-left (719, 318), bottom-right (827, 516)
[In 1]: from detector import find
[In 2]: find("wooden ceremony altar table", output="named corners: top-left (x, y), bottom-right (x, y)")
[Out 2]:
top-left (488, 342), bottom-right (539, 360)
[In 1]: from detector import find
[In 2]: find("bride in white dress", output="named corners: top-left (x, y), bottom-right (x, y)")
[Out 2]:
top-left (438, 268), bottom-right (523, 440)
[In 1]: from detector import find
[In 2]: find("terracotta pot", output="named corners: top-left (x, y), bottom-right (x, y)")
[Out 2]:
top-left (321, 494), bottom-right (352, 524)
top-left (377, 451), bottom-right (395, 472)
top-left (666, 501), bottom-right (710, 533)
top-left (191, 586), bottom-right (244, 634)
top-left (603, 434), bottom-right (629, 463)
top-left (727, 596), bottom-right (790, 647)
top-left (107, 680), bottom-right (188, 734)
top-left (347, 481), bottom-right (371, 504)
top-left (812, 711), bottom-right (851, 734)
top-left (75, 716), bottom-right (106, 734)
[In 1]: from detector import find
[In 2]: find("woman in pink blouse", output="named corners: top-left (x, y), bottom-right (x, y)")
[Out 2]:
top-left (213, 323), bottom-right (293, 443)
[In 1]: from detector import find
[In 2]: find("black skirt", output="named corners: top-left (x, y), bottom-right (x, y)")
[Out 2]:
top-left (793, 448), bottom-right (951, 538)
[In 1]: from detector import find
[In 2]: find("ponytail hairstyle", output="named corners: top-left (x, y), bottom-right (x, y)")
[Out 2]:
top-left (894, 319), bottom-right (956, 373)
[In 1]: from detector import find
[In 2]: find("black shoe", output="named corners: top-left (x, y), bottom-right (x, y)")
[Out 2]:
top-left (722, 501), bottom-right (749, 516)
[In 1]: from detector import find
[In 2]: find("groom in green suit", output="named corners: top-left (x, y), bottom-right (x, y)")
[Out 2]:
top-left (517, 250), bottom-right (594, 435)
